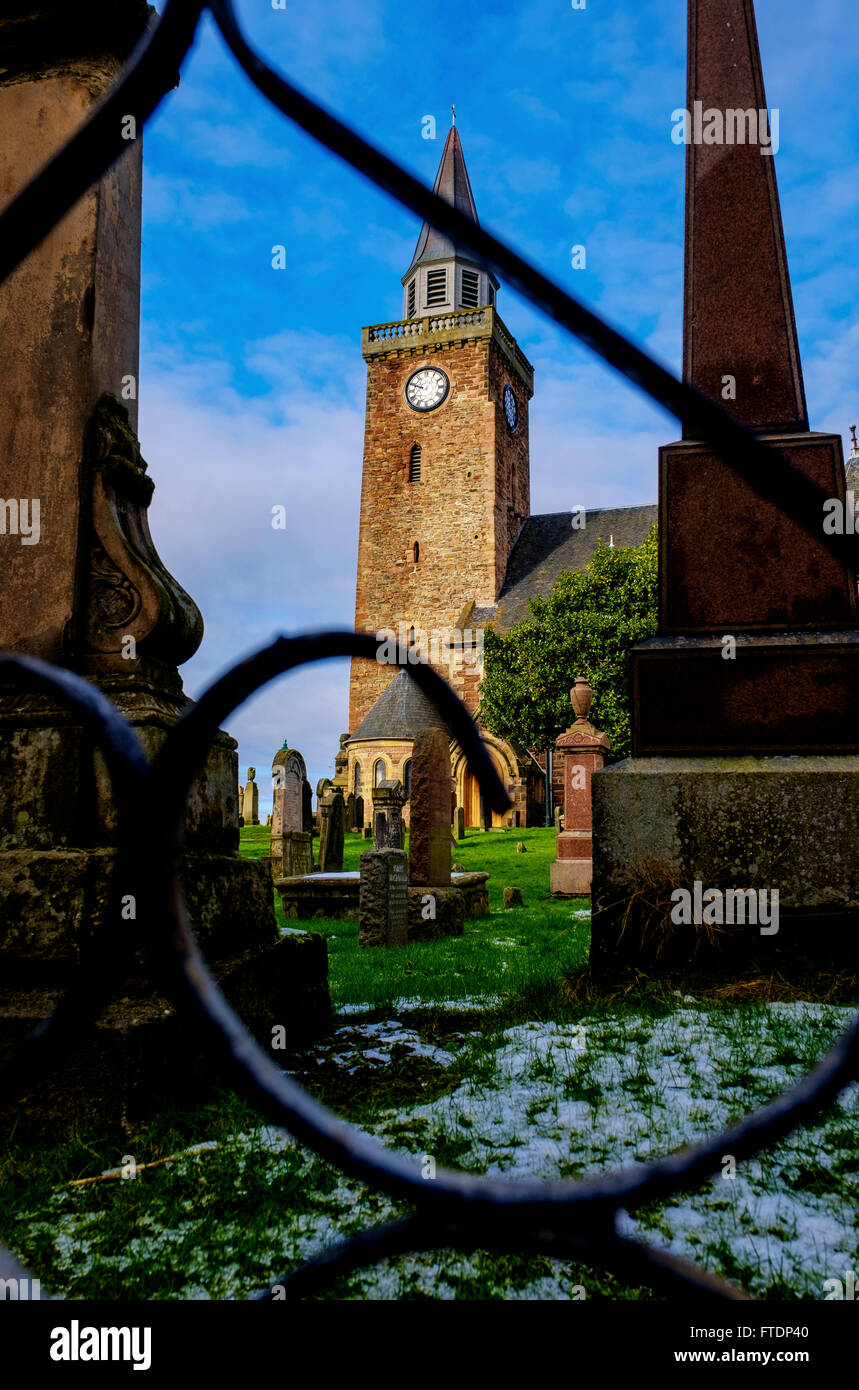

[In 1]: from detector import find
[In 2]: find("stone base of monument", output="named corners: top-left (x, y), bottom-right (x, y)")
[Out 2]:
top-left (408, 885), bottom-right (465, 941)
top-left (550, 830), bottom-right (593, 897)
top-left (275, 871), bottom-right (490, 924)
top-left (0, 933), bottom-right (331, 1136)
top-left (270, 830), bottom-right (313, 881)
top-left (590, 755), bottom-right (859, 974)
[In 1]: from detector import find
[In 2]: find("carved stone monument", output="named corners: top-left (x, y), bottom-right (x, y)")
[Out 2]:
top-left (372, 779), bottom-right (405, 851)
top-left (270, 742), bottom-right (312, 880)
top-left (0, 3), bottom-right (329, 1125)
top-left (550, 679), bottom-right (610, 897)
top-left (591, 0), bottom-right (859, 971)
top-left (318, 786), bottom-right (346, 873)
top-left (242, 767), bottom-right (260, 826)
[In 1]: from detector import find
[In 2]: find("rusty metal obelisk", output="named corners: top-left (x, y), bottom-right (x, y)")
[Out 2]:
top-left (591, 0), bottom-right (859, 972)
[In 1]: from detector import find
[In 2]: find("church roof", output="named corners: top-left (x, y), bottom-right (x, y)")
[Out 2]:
top-left (495, 505), bottom-right (658, 631)
top-left (403, 126), bottom-right (483, 280)
top-left (349, 669), bottom-right (451, 742)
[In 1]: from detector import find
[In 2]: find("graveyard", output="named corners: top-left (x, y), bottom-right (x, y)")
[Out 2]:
top-left (0, 0), bottom-right (857, 1331)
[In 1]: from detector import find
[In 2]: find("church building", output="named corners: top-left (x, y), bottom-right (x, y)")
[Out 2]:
top-left (342, 118), bottom-right (657, 827)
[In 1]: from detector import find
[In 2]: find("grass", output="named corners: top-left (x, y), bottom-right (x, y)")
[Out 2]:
top-left (0, 826), bottom-right (856, 1301)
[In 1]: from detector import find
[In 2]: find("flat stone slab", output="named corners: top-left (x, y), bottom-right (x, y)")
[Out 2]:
top-left (275, 871), bottom-right (489, 923)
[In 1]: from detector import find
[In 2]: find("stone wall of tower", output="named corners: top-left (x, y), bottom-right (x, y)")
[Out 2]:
top-left (349, 316), bottom-right (532, 733)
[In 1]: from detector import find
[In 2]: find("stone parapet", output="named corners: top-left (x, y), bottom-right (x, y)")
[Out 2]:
top-left (362, 306), bottom-right (534, 393)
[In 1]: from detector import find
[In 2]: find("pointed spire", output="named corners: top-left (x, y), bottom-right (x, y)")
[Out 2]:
top-left (401, 122), bottom-right (498, 317)
top-left (683, 0), bottom-right (808, 435)
top-left (406, 125), bottom-right (479, 274)
top-left (850, 424), bottom-right (859, 463)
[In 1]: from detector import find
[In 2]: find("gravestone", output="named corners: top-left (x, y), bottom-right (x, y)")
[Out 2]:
top-left (354, 794), bottom-right (365, 830)
top-left (242, 768), bottom-right (260, 825)
top-left (408, 729), bottom-right (451, 887)
top-left (372, 779), bottom-right (405, 850)
top-left (270, 743), bottom-right (312, 880)
top-left (345, 792), bottom-right (356, 830)
top-left (318, 787), bottom-right (346, 873)
top-left (591, 0), bottom-right (859, 971)
top-left (302, 779), bottom-right (313, 833)
top-left (358, 849), bottom-right (408, 948)
top-left (456, 806), bottom-right (466, 841)
top-left (551, 679), bottom-right (610, 897)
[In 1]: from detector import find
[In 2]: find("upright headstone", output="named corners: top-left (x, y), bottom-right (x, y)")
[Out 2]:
top-left (408, 729), bottom-right (451, 887)
top-left (318, 787), bottom-right (346, 873)
top-left (302, 779), bottom-right (313, 833)
top-left (591, 0), bottom-right (859, 969)
top-left (456, 806), bottom-right (466, 841)
top-left (242, 768), bottom-right (259, 826)
top-left (354, 794), bottom-right (365, 830)
top-left (270, 743), bottom-right (312, 879)
top-left (372, 779), bottom-right (405, 851)
top-left (551, 679), bottom-right (610, 897)
top-left (358, 849), bottom-right (408, 948)
top-left (333, 733), bottom-right (350, 791)
top-left (345, 792), bottom-right (356, 830)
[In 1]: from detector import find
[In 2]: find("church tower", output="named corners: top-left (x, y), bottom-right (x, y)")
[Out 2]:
top-left (349, 120), bottom-right (534, 733)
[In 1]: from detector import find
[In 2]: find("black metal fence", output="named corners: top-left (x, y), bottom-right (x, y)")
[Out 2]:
top-left (0, 0), bottom-right (856, 1301)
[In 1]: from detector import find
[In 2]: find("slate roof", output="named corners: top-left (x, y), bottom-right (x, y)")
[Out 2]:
top-left (349, 669), bottom-right (451, 742)
top-left (495, 505), bottom-right (658, 631)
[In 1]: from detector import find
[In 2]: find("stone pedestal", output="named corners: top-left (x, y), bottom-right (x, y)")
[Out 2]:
top-left (359, 849), bottom-right (408, 948)
top-left (550, 679), bottom-right (609, 898)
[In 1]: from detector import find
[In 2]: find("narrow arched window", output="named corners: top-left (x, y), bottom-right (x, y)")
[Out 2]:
top-left (354, 761), bottom-right (361, 794)
top-left (374, 758), bottom-right (386, 787)
top-left (413, 541), bottom-right (420, 563)
top-left (403, 759), bottom-right (412, 797)
top-left (409, 443), bottom-right (421, 482)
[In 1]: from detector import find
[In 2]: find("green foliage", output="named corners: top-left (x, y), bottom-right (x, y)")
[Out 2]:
top-left (479, 524), bottom-right (658, 759)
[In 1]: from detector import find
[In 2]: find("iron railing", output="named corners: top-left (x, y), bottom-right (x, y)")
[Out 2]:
top-left (0, 0), bottom-right (857, 1301)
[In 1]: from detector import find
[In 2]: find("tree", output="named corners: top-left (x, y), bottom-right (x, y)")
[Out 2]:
top-left (478, 525), bottom-right (658, 762)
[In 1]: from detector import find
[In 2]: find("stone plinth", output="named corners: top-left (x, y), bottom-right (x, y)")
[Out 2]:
top-left (407, 886), bottom-right (465, 941)
top-left (275, 870), bottom-right (489, 926)
top-left (358, 849), bottom-right (408, 948)
top-left (591, 756), bottom-right (859, 972)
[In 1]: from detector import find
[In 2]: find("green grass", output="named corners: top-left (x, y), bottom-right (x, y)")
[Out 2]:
top-left (244, 824), bottom-right (591, 1010)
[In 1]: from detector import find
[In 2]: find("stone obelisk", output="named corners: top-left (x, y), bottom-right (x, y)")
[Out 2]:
top-left (591, 0), bottom-right (859, 970)
top-left (0, 3), bottom-right (328, 1123)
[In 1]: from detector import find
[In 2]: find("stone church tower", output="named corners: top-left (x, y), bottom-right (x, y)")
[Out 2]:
top-left (346, 122), bottom-right (536, 822)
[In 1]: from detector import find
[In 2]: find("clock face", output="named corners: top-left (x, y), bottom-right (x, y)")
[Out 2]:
top-left (503, 383), bottom-right (519, 430)
top-left (405, 367), bottom-right (449, 412)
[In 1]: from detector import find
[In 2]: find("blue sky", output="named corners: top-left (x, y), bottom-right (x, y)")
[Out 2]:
top-left (137, 0), bottom-right (859, 810)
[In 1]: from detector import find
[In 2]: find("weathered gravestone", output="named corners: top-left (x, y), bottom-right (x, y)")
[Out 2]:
top-left (270, 743), bottom-right (312, 879)
top-left (354, 794), bottom-right (365, 830)
top-left (456, 806), bottom-right (466, 841)
top-left (408, 728), bottom-right (461, 939)
top-left (358, 849), bottom-right (408, 948)
top-left (345, 791), bottom-right (356, 830)
top-left (242, 767), bottom-right (260, 825)
top-left (372, 779), bottom-right (405, 850)
top-left (318, 786), bottom-right (346, 873)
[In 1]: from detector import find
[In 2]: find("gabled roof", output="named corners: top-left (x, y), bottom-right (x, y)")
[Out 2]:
top-left (495, 505), bottom-right (658, 631)
top-left (403, 126), bottom-right (482, 280)
top-left (349, 669), bottom-right (451, 742)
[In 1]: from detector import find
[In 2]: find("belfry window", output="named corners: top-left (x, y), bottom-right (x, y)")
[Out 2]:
top-left (409, 443), bottom-right (421, 482)
top-left (461, 268), bottom-right (480, 308)
top-left (426, 268), bottom-right (447, 307)
top-left (406, 278), bottom-right (416, 318)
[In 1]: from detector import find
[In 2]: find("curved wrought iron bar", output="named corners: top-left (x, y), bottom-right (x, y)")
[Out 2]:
top-left (133, 631), bottom-right (858, 1234)
top-left (209, 0), bottom-right (858, 577)
top-left (0, 657), bottom-right (148, 1101)
top-left (261, 1218), bottom-right (747, 1302)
